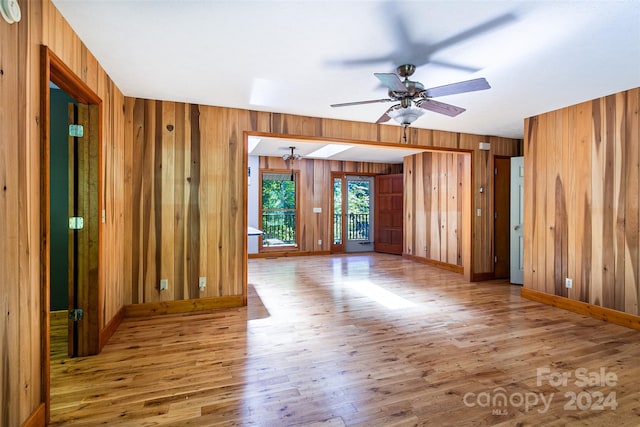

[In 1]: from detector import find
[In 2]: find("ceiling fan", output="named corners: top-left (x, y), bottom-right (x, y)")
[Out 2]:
top-left (330, 64), bottom-right (490, 127)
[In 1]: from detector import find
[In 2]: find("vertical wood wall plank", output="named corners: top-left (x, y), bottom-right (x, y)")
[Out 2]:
top-left (1, 10), bottom-right (22, 424)
top-left (625, 89), bottom-right (640, 314)
top-left (525, 87), bottom-right (640, 316)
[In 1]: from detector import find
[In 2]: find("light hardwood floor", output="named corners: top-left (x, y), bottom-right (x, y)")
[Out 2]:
top-left (50, 254), bottom-right (640, 426)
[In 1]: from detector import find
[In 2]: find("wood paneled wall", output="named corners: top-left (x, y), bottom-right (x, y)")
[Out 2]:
top-left (1, 1), bottom-right (129, 425)
top-left (258, 157), bottom-right (401, 254)
top-left (1, 5), bottom-right (33, 425)
top-left (1, 1), bottom-right (520, 424)
top-left (524, 87), bottom-right (640, 316)
top-left (125, 100), bottom-right (246, 302)
top-left (404, 151), bottom-right (468, 267)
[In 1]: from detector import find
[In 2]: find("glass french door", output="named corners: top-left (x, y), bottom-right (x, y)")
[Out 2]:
top-left (332, 174), bottom-right (374, 253)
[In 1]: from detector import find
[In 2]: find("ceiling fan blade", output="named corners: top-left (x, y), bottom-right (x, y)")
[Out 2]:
top-left (417, 99), bottom-right (466, 117)
top-left (375, 105), bottom-right (399, 124)
top-left (331, 98), bottom-right (392, 108)
top-left (424, 78), bottom-right (490, 98)
top-left (374, 72), bottom-right (407, 93)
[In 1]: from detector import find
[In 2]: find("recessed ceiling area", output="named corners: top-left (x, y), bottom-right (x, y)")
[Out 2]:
top-left (51, 1), bottom-right (640, 139)
top-left (248, 136), bottom-right (425, 164)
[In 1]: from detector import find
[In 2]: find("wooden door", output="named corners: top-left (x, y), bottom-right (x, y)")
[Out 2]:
top-left (374, 174), bottom-right (403, 255)
top-left (67, 102), bottom-right (100, 357)
top-left (494, 157), bottom-right (510, 278)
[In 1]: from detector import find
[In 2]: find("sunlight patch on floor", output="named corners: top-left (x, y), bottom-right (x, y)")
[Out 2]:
top-left (344, 280), bottom-right (415, 310)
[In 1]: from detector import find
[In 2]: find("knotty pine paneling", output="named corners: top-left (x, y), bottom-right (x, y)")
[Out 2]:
top-left (524, 87), bottom-right (640, 316)
top-left (258, 157), bottom-right (401, 253)
top-left (404, 151), bottom-right (467, 266)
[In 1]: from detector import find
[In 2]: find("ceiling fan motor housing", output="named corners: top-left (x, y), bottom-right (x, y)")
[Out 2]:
top-left (397, 64), bottom-right (416, 78)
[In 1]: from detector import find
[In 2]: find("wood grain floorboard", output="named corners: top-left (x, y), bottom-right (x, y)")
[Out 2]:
top-left (50, 254), bottom-right (640, 426)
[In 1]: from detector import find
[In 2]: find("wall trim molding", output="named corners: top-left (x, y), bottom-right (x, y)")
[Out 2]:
top-left (403, 253), bottom-right (463, 274)
top-left (249, 250), bottom-right (331, 259)
top-left (124, 296), bottom-right (244, 318)
top-left (21, 403), bottom-right (45, 427)
top-left (521, 288), bottom-right (640, 331)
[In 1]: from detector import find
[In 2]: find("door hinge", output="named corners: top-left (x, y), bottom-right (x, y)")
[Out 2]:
top-left (69, 124), bottom-right (84, 138)
top-left (68, 308), bottom-right (84, 321)
top-left (494, 256), bottom-right (498, 264)
top-left (494, 167), bottom-right (498, 175)
top-left (69, 216), bottom-right (84, 230)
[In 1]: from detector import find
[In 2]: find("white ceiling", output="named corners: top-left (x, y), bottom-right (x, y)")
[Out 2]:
top-left (52, 0), bottom-right (639, 148)
top-left (248, 135), bottom-right (426, 163)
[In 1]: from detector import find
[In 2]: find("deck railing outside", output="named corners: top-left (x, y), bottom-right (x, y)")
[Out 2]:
top-left (262, 211), bottom-right (296, 246)
top-left (333, 213), bottom-right (370, 243)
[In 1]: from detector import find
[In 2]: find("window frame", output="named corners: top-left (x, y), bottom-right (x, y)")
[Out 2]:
top-left (258, 168), bottom-right (300, 252)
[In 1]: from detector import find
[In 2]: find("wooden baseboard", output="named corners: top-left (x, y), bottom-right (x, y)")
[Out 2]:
top-left (521, 288), bottom-right (640, 331)
top-left (249, 250), bottom-right (331, 259)
top-left (99, 306), bottom-right (124, 350)
top-left (124, 296), bottom-right (244, 318)
top-left (402, 253), bottom-right (463, 274)
top-left (470, 272), bottom-right (495, 282)
top-left (21, 403), bottom-right (45, 427)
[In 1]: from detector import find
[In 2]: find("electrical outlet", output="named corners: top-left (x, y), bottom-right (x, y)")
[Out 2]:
top-left (318, 239), bottom-right (322, 246)
top-left (160, 279), bottom-right (169, 291)
top-left (565, 278), bottom-right (573, 289)
top-left (199, 276), bottom-right (207, 291)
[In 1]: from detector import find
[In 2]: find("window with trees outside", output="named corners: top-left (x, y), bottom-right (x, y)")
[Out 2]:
top-left (261, 171), bottom-right (298, 248)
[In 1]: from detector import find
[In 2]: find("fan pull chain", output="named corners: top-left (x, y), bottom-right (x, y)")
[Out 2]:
top-left (403, 125), bottom-right (407, 143)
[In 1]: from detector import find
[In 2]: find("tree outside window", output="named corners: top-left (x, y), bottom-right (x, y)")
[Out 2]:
top-left (261, 172), bottom-right (297, 247)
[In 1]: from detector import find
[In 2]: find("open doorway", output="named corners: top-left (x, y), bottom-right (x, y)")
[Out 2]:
top-left (48, 85), bottom-right (75, 360)
top-left (42, 46), bottom-right (102, 422)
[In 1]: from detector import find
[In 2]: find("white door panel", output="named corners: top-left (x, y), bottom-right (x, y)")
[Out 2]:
top-left (510, 157), bottom-right (524, 284)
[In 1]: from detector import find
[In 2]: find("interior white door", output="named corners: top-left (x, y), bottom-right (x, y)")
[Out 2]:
top-left (510, 156), bottom-right (524, 284)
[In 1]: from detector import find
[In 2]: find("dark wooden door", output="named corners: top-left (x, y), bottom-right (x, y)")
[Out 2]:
top-left (374, 174), bottom-right (403, 255)
top-left (494, 157), bottom-right (510, 279)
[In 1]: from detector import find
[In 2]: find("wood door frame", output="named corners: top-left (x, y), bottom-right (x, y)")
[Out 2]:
top-left (41, 45), bottom-right (102, 423)
top-left (258, 168), bottom-right (301, 253)
top-left (244, 131), bottom-right (473, 279)
top-left (330, 172), bottom-right (377, 254)
top-left (330, 172), bottom-right (345, 253)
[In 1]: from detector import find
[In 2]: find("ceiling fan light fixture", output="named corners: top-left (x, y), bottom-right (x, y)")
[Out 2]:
top-left (387, 105), bottom-right (425, 127)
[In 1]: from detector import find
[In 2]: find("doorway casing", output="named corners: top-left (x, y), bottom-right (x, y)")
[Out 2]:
top-left (41, 45), bottom-right (102, 423)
